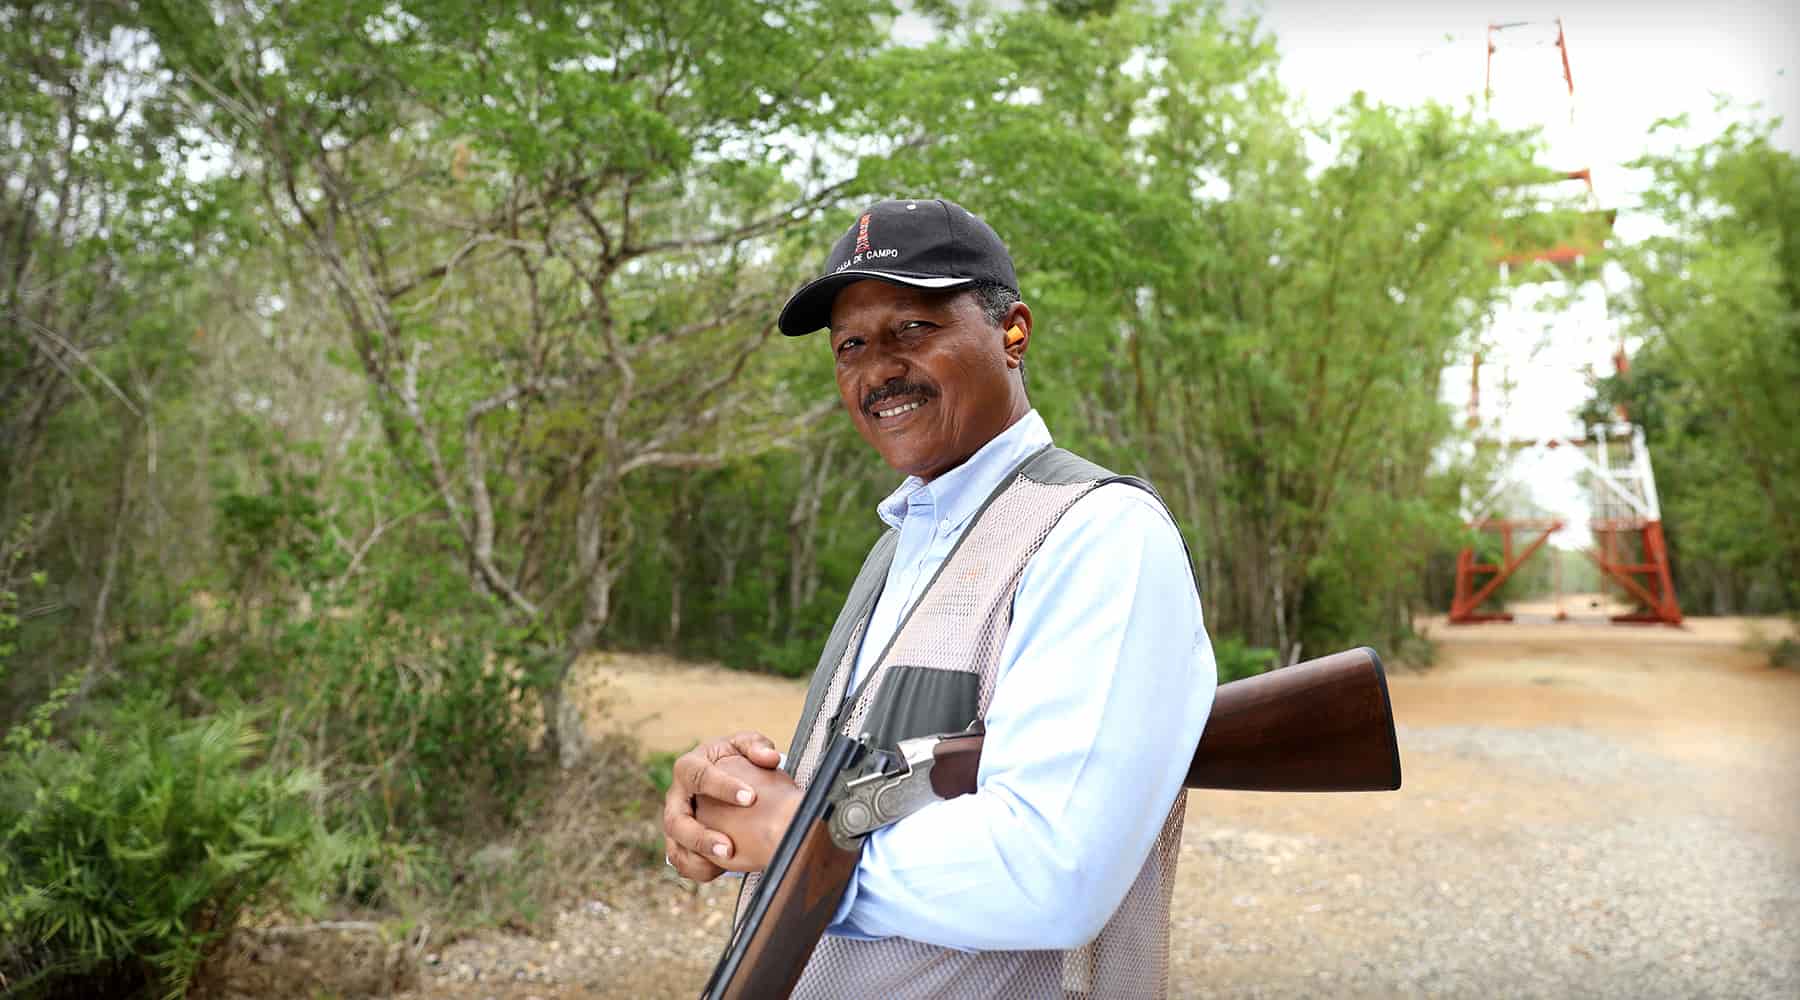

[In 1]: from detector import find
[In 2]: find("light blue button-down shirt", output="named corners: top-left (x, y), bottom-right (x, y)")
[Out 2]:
top-left (826, 409), bottom-right (1217, 951)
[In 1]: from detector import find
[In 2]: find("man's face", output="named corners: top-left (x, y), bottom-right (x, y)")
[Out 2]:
top-left (828, 280), bottom-right (1028, 482)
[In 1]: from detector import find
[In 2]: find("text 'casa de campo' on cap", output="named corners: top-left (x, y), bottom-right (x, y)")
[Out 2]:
top-left (777, 198), bottom-right (1019, 337)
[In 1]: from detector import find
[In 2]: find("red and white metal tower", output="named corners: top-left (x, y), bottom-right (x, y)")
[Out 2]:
top-left (1450, 16), bottom-right (1682, 626)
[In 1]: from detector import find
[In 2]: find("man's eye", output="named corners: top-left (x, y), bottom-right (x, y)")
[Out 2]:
top-left (899, 320), bottom-right (933, 333)
top-left (835, 338), bottom-right (863, 354)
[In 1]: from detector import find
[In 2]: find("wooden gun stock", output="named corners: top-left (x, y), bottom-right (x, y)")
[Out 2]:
top-left (1187, 645), bottom-right (1401, 791)
top-left (702, 734), bottom-right (863, 1000)
top-left (708, 819), bottom-right (859, 1000)
top-left (701, 645), bottom-right (1401, 999)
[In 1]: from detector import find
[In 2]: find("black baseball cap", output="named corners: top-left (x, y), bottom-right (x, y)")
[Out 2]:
top-left (777, 198), bottom-right (1018, 336)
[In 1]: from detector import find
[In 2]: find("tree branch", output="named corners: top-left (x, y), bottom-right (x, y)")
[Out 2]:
top-left (620, 176), bottom-right (860, 258)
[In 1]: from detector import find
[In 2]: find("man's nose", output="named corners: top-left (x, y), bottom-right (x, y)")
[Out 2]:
top-left (862, 339), bottom-right (909, 385)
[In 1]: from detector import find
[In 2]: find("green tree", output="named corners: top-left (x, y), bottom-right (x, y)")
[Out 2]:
top-left (1588, 113), bottom-right (1800, 610)
top-left (140, 0), bottom-right (908, 763)
top-left (0, 1), bottom-right (223, 717)
top-left (600, 0), bottom-right (1548, 662)
top-left (830, 2), bottom-right (1538, 657)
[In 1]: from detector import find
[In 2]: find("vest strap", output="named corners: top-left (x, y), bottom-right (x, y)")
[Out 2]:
top-left (785, 528), bottom-right (898, 775)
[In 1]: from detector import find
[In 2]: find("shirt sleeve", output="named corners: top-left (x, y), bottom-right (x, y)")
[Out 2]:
top-left (825, 482), bottom-right (1217, 950)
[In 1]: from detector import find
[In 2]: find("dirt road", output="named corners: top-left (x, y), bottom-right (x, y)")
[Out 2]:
top-left (412, 612), bottom-right (1800, 999)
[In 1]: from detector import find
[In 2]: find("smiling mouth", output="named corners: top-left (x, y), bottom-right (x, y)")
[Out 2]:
top-left (873, 399), bottom-right (928, 419)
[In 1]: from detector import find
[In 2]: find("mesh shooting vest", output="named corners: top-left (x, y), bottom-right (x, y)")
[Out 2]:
top-left (747, 445), bottom-right (1189, 1000)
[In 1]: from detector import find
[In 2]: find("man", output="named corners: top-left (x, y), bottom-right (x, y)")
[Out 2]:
top-left (661, 198), bottom-right (1216, 998)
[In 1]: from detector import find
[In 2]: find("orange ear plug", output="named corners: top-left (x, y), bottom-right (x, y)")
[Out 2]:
top-left (1005, 325), bottom-right (1025, 346)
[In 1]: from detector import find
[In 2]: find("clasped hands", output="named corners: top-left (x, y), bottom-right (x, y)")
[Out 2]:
top-left (661, 730), bottom-right (804, 881)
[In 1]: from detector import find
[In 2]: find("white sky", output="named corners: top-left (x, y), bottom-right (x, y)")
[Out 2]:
top-left (1242, 1), bottom-right (1798, 543)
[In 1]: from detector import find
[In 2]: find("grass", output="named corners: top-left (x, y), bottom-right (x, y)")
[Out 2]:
top-left (644, 749), bottom-right (681, 796)
top-left (1770, 637), bottom-right (1800, 669)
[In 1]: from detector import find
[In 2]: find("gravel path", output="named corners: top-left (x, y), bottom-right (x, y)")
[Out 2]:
top-left (1166, 725), bottom-right (1800, 999)
top-left (388, 624), bottom-right (1800, 999)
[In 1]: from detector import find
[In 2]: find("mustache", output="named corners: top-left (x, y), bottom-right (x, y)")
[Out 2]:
top-left (863, 381), bottom-right (936, 413)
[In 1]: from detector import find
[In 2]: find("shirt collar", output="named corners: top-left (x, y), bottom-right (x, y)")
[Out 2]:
top-left (875, 409), bottom-right (1054, 531)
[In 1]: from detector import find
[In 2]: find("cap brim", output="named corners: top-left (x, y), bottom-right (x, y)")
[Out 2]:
top-left (777, 270), bottom-right (976, 337)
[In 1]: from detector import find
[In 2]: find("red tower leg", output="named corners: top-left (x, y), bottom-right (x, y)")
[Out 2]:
top-left (1450, 519), bottom-right (1564, 624)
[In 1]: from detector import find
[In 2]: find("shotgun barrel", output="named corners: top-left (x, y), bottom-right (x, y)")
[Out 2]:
top-left (909, 645), bottom-right (1402, 798)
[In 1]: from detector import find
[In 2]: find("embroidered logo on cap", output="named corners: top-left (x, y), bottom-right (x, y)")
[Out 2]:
top-left (835, 211), bottom-right (901, 273)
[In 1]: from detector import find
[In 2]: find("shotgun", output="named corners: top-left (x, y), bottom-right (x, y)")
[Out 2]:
top-left (699, 645), bottom-right (1402, 1000)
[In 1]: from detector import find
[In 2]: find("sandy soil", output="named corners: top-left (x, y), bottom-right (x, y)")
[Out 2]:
top-left (388, 606), bottom-right (1800, 999)
top-left (577, 609), bottom-right (1800, 806)
top-left (568, 650), bottom-right (809, 759)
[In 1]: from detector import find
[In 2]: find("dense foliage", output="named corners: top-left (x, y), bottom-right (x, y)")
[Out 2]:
top-left (1584, 115), bottom-right (1800, 613)
top-left (603, 4), bottom-right (1543, 667)
top-left (1, 703), bottom-right (327, 998)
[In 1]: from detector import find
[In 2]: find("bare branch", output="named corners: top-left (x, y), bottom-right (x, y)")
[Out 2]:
top-left (622, 176), bottom-right (860, 258)
top-left (632, 289), bottom-right (779, 356)
top-left (11, 313), bottom-right (142, 418)
top-left (249, 921), bottom-right (385, 939)
top-left (381, 233), bottom-right (504, 308)
top-left (330, 500), bottom-right (433, 589)
top-left (614, 450), bottom-right (729, 477)
top-left (460, 377), bottom-right (578, 618)
top-left (395, 342), bottom-right (473, 546)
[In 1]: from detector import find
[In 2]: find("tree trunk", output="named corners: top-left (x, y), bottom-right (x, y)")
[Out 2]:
top-left (540, 672), bottom-right (591, 772)
top-left (74, 426), bottom-right (136, 706)
top-left (667, 472), bottom-right (692, 646)
top-left (785, 438), bottom-right (836, 638)
top-left (550, 475), bottom-right (624, 768)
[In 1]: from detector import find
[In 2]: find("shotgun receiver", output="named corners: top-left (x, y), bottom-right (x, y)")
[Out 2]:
top-left (700, 645), bottom-right (1402, 1000)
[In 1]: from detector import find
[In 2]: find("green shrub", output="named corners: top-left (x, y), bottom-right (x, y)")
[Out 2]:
top-left (750, 635), bottom-right (825, 678)
top-left (1391, 630), bottom-right (1436, 670)
top-left (1771, 637), bottom-right (1800, 670)
top-left (106, 457), bottom-right (554, 914)
top-left (1212, 634), bottom-right (1278, 684)
top-left (0, 702), bottom-right (325, 999)
top-left (258, 607), bottom-right (550, 837)
top-left (644, 750), bottom-right (681, 796)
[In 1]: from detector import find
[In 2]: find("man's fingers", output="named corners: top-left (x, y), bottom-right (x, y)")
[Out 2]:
top-left (656, 730), bottom-right (783, 883)
top-left (664, 800), bottom-right (737, 862)
top-left (683, 752), bottom-right (759, 807)
top-left (664, 837), bottom-right (724, 882)
top-left (726, 731), bottom-right (782, 768)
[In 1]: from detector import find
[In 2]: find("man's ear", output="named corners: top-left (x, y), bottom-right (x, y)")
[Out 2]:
top-left (1001, 302), bottom-right (1032, 368)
